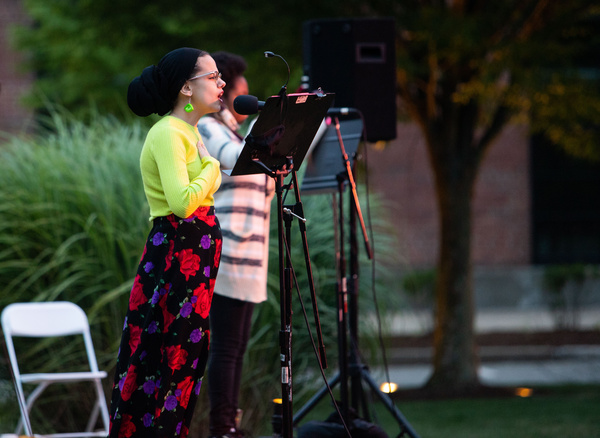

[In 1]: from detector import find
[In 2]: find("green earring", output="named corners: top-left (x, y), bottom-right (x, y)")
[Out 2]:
top-left (184, 97), bottom-right (194, 113)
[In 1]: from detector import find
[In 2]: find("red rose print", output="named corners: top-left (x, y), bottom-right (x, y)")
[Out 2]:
top-left (180, 423), bottom-right (190, 438)
top-left (162, 303), bottom-right (176, 333)
top-left (214, 238), bottom-right (222, 267)
top-left (128, 324), bottom-right (142, 355)
top-left (193, 283), bottom-right (211, 318)
top-left (118, 414), bottom-right (136, 438)
top-left (121, 367), bottom-right (138, 402)
top-left (166, 344), bottom-right (188, 371)
top-left (199, 214), bottom-right (216, 227)
top-left (176, 248), bottom-right (201, 280)
top-left (129, 276), bottom-right (147, 311)
top-left (167, 215), bottom-right (179, 229)
top-left (177, 376), bottom-right (194, 409)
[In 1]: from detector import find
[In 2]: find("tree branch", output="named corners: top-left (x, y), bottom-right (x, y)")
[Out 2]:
top-left (476, 104), bottom-right (511, 153)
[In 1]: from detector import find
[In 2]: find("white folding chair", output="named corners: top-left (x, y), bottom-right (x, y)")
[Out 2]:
top-left (1, 301), bottom-right (110, 437)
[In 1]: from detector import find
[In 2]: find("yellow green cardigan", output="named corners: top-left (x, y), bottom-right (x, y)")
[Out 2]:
top-left (140, 115), bottom-right (222, 220)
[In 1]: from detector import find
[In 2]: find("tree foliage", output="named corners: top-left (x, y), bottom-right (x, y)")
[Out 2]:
top-left (12, 0), bottom-right (389, 118)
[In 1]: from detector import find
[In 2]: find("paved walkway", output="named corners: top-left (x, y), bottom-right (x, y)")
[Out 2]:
top-left (370, 307), bottom-right (600, 389)
top-left (384, 308), bottom-right (600, 336)
top-left (372, 353), bottom-right (600, 390)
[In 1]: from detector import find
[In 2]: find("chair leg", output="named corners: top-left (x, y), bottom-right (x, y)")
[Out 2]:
top-left (95, 379), bottom-right (111, 432)
top-left (85, 401), bottom-right (100, 432)
top-left (15, 415), bottom-right (24, 435)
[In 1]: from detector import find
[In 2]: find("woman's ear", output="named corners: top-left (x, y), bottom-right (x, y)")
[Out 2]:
top-left (180, 82), bottom-right (193, 97)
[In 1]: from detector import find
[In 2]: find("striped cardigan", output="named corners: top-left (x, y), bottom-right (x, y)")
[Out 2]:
top-left (198, 115), bottom-right (275, 303)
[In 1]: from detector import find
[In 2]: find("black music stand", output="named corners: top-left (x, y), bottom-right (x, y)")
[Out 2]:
top-left (301, 118), bottom-right (363, 195)
top-left (296, 114), bottom-right (420, 438)
top-left (230, 92), bottom-right (334, 438)
top-left (228, 93), bottom-right (332, 177)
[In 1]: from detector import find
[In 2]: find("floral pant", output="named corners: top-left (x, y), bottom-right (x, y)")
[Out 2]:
top-left (109, 207), bottom-right (221, 438)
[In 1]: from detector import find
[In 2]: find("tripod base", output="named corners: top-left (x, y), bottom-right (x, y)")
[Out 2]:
top-left (293, 363), bottom-right (419, 438)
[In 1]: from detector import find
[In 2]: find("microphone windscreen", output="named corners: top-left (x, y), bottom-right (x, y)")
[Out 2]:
top-left (234, 95), bottom-right (260, 115)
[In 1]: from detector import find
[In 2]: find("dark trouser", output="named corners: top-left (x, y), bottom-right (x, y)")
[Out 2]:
top-left (208, 293), bottom-right (255, 436)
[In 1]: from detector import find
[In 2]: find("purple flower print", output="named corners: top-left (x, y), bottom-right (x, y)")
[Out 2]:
top-left (151, 290), bottom-right (160, 305)
top-left (175, 389), bottom-right (182, 397)
top-left (176, 422), bottom-right (182, 435)
top-left (144, 261), bottom-right (154, 273)
top-left (180, 302), bottom-right (193, 318)
top-left (118, 375), bottom-right (126, 392)
top-left (148, 321), bottom-right (158, 334)
top-left (140, 351), bottom-right (147, 361)
top-left (190, 329), bottom-right (202, 343)
top-left (201, 234), bottom-right (211, 249)
top-left (204, 265), bottom-right (210, 277)
top-left (192, 358), bottom-right (198, 369)
top-left (143, 413), bottom-right (153, 427)
top-left (194, 380), bottom-right (202, 395)
top-left (152, 232), bottom-right (164, 246)
top-left (164, 394), bottom-right (178, 411)
top-left (143, 380), bottom-right (155, 395)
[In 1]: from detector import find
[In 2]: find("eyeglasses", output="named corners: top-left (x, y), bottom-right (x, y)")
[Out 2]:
top-left (189, 70), bottom-right (222, 83)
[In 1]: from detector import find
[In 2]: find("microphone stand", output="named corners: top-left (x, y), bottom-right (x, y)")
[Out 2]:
top-left (230, 51), bottom-right (334, 438)
top-left (263, 158), bottom-right (327, 438)
top-left (251, 59), bottom-right (328, 436)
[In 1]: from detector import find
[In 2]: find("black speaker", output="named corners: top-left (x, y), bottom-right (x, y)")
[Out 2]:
top-left (303, 17), bottom-right (397, 142)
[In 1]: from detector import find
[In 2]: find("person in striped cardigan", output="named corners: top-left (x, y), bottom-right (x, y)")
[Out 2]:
top-left (198, 51), bottom-right (275, 438)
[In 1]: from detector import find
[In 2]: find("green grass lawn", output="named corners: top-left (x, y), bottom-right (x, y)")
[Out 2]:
top-left (289, 385), bottom-right (600, 438)
top-left (2, 383), bottom-right (598, 437)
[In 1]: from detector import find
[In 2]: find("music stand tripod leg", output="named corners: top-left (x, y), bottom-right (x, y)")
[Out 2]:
top-left (276, 166), bottom-right (329, 438)
top-left (275, 168), bottom-right (294, 438)
top-left (359, 366), bottom-right (420, 438)
top-left (291, 172), bottom-right (351, 428)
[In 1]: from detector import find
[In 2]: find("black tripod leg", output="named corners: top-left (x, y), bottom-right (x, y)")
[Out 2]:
top-left (289, 171), bottom-right (328, 369)
top-left (336, 120), bottom-right (420, 438)
top-left (292, 372), bottom-right (340, 425)
top-left (276, 171), bottom-right (294, 438)
top-left (358, 367), bottom-right (420, 438)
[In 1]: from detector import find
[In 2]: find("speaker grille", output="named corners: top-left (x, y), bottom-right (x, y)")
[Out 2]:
top-left (303, 18), bottom-right (397, 142)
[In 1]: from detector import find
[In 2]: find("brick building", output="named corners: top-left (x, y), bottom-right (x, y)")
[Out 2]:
top-left (367, 122), bottom-right (533, 268)
top-left (0, 0), bottom-right (33, 134)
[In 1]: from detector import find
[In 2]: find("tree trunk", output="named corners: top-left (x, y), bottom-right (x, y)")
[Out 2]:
top-left (426, 145), bottom-right (481, 394)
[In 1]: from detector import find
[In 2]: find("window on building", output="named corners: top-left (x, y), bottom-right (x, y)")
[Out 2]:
top-left (530, 135), bottom-right (600, 264)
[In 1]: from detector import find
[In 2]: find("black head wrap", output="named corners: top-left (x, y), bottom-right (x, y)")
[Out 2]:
top-left (127, 47), bottom-right (204, 117)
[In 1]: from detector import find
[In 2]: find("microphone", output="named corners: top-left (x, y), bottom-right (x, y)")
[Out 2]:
top-left (264, 51), bottom-right (290, 92)
top-left (233, 95), bottom-right (265, 115)
top-left (327, 107), bottom-right (360, 116)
